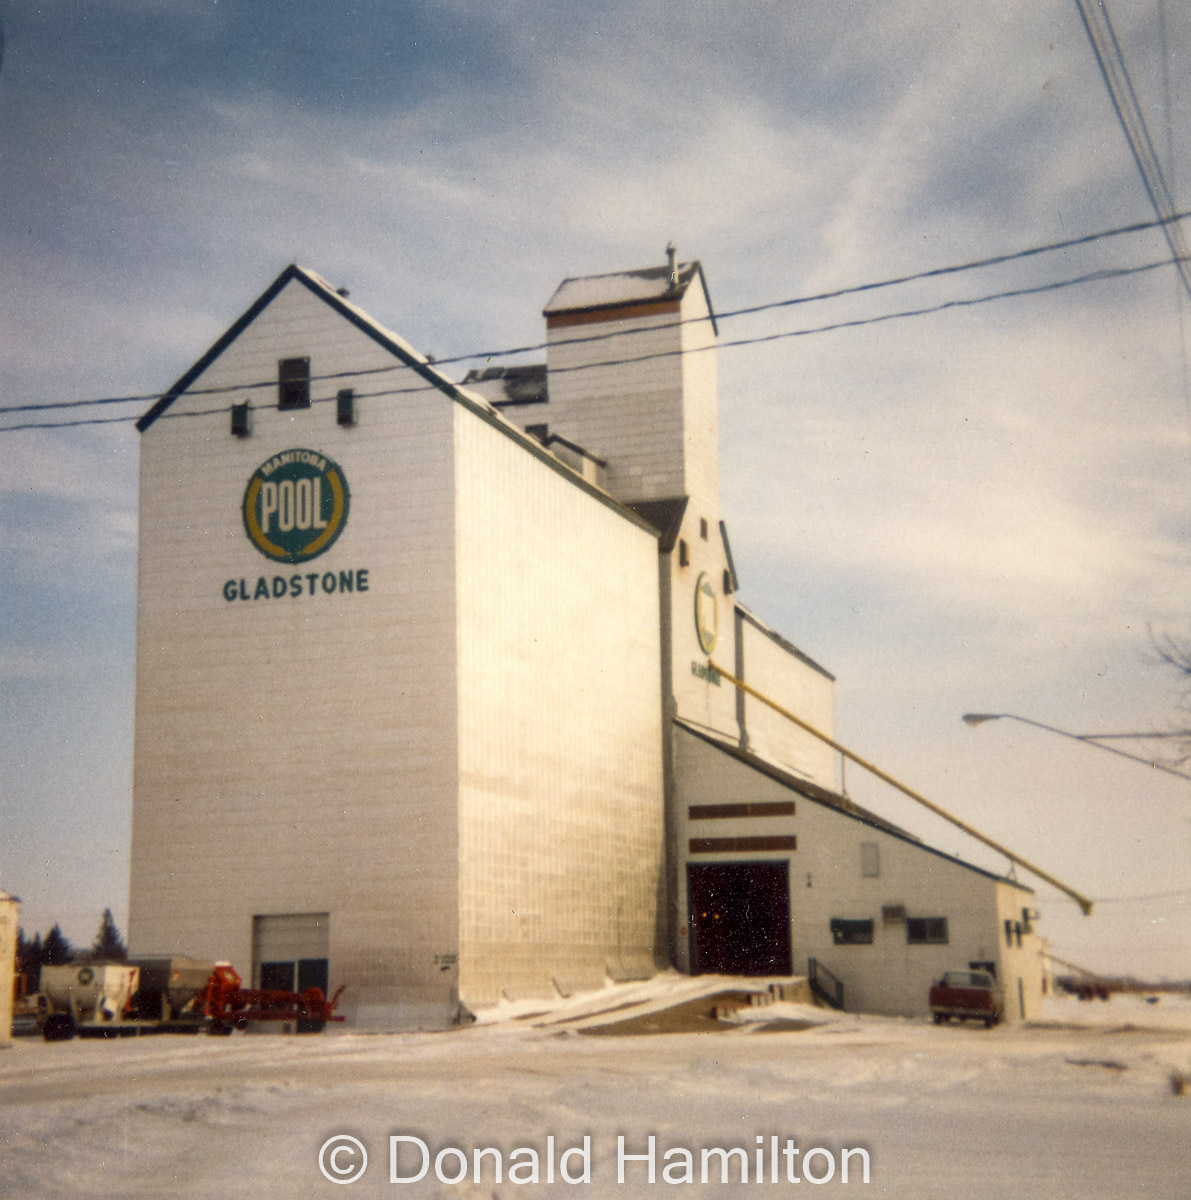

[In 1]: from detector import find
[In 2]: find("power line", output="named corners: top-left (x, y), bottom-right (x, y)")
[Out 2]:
top-left (2, 209), bottom-right (1189, 422)
top-left (1073, 0), bottom-right (1191, 301)
top-left (1, 252), bottom-right (1186, 436)
top-left (442, 207), bottom-right (1191, 368)
top-left (1157, 0), bottom-right (1191, 434)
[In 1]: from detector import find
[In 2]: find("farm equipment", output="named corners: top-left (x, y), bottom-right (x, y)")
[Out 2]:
top-left (40, 963), bottom-right (142, 1041)
top-left (38, 958), bottom-right (344, 1040)
top-left (200, 963), bottom-right (345, 1034)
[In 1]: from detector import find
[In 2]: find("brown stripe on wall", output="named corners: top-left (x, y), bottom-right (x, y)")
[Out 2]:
top-left (688, 836), bottom-right (798, 854)
top-left (688, 801), bottom-right (796, 820)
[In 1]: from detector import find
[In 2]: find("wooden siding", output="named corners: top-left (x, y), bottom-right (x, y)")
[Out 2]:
top-left (995, 882), bottom-right (1046, 1020)
top-left (454, 406), bottom-right (665, 1005)
top-left (0, 896), bottom-right (16, 1046)
top-left (544, 285), bottom-right (718, 510)
top-left (668, 504), bottom-right (739, 739)
top-left (735, 610), bottom-right (837, 788)
top-left (130, 278), bottom-right (462, 1029)
top-left (673, 726), bottom-right (1035, 1018)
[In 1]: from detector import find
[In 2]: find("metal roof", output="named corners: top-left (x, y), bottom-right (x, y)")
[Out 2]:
top-left (544, 259), bottom-right (718, 333)
top-left (460, 363), bottom-right (548, 406)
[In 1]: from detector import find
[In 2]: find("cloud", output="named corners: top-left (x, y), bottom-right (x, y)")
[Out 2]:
top-left (1, 0), bottom-right (1189, 973)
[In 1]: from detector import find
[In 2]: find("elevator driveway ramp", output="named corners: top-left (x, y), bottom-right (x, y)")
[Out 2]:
top-left (474, 970), bottom-right (830, 1035)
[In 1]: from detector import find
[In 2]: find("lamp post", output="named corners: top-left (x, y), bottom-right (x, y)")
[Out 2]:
top-left (961, 713), bottom-right (1191, 782)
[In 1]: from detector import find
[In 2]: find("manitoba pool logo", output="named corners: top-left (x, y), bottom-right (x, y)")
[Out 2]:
top-left (694, 572), bottom-right (719, 655)
top-left (242, 449), bottom-right (350, 563)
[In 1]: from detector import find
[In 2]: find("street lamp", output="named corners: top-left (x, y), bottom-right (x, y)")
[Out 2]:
top-left (961, 712), bottom-right (1191, 782)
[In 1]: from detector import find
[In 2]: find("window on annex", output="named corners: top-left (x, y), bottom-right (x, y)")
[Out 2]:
top-left (830, 918), bottom-right (874, 945)
top-left (860, 841), bottom-right (880, 878)
top-left (906, 917), bottom-right (949, 945)
top-left (278, 357), bottom-right (311, 408)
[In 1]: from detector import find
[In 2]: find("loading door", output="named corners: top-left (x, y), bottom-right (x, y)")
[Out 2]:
top-left (253, 913), bottom-right (331, 1030)
top-left (688, 861), bottom-right (792, 975)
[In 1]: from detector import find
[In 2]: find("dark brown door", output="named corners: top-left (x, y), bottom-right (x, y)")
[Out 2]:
top-left (688, 861), bottom-right (792, 975)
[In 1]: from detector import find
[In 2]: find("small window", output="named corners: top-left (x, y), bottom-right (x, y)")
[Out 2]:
top-left (699, 517), bottom-right (709, 540)
top-left (882, 904), bottom-right (906, 924)
top-left (722, 568), bottom-right (733, 595)
top-left (678, 539), bottom-right (689, 567)
top-left (860, 842), bottom-right (880, 878)
top-left (230, 402), bottom-right (251, 437)
top-left (830, 918), bottom-right (874, 945)
top-left (1004, 918), bottom-right (1014, 948)
top-left (279, 357), bottom-right (311, 408)
top-left (336, 388), bottom-right (355, 426)
top-left (906, 917), bottom-right (949, 945)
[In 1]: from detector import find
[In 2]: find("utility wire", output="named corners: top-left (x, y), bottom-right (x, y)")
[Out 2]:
top-left (1, 253), bottom-right (1186, 435)
top-left (1157, 0), bottom-right (1191, 434)
top-left (1073, 0), bottom-right (1191, 301)
top-left (2, 210), bottom-right (1190, 421)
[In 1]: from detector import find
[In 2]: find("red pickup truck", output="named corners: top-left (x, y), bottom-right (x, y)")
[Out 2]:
top-left (929, 970), bottom-right (1003, 1027)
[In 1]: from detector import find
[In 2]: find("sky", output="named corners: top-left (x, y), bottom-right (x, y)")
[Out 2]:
top-left (1, 0), bottom-right (1189, 978)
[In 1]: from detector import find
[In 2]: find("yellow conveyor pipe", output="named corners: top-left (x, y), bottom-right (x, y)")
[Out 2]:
top-left (708, 661), bottom-right (1094, 915)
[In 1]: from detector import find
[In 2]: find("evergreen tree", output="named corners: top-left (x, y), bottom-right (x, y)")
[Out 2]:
top-left (41, 923), bottom-right (73, 966)
top-left (90, 908), bottom-right (127, 962)
top-left (15, 929), bottom-right (44, 992)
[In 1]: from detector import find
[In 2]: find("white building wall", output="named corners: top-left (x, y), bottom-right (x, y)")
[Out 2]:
top-left (735, 609), bottom-right (836, 789)
top-left (995, 883), bottom-right (1046, 1021)
top-left (677, 282), bottom-right (719, 516)
top-left (668, 512), bottom-right (739, 739)
top-left (0, 892), bottom-right (16, 1047)
top-left (544, 281), bottom-right (717, 510)
top-left (674, 726), bottom-right (1036, 1019)
top-left (545, 310), bottom-right (687, 503)
top-left (792, 801), bottom-right (1019, 1019)
top-left (454, 408), bottom-right (665, 1006)
top-left (130, 278), bottom-right (463, 1028)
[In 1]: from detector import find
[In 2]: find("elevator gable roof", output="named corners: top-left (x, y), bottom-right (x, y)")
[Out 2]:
top-left (134, 264), bottom-right (658, 536)
top-left (544, 260), bottom-right (718, 333)
top-left (136, 264), bottom-right (473, 432)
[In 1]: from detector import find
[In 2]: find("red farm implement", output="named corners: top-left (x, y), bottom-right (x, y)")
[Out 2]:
top-left (201, 964), bottom-right (346, 1033)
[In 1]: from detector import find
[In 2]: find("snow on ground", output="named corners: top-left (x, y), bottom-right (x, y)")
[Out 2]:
top-left (2, 990), bottom-right (1189, 1199)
